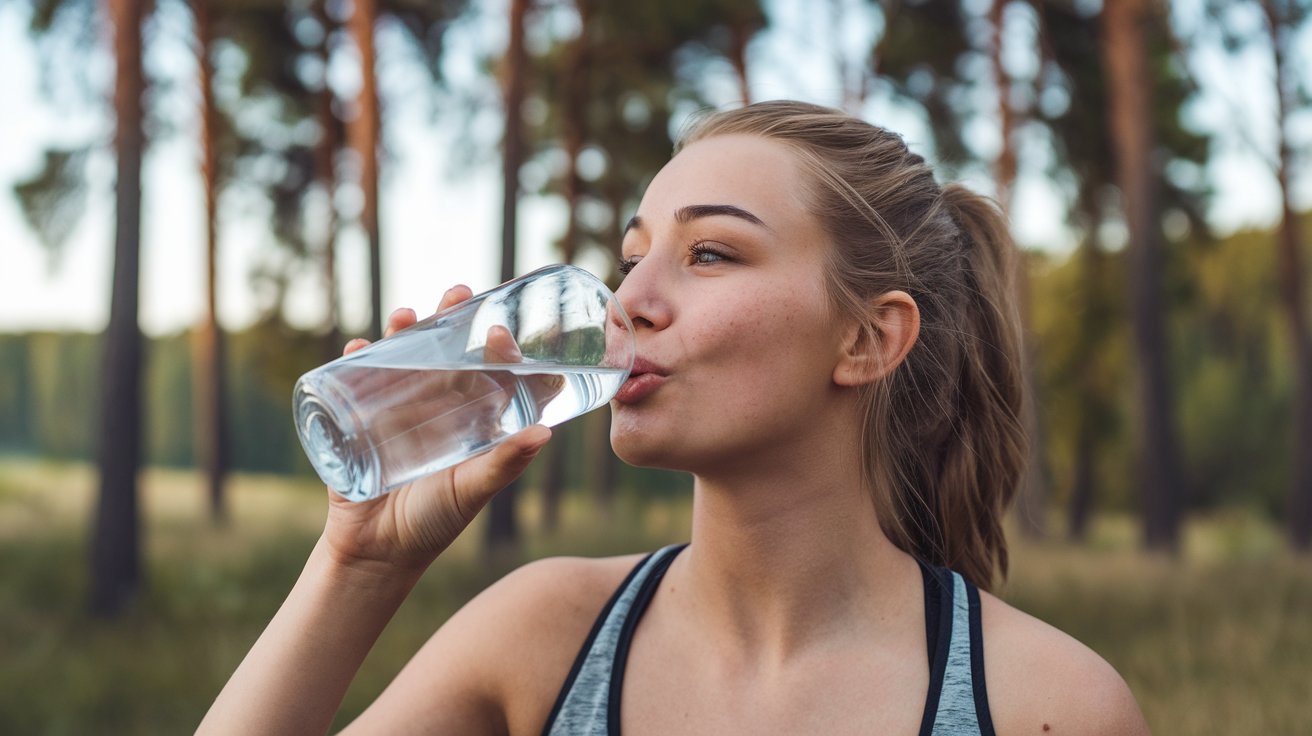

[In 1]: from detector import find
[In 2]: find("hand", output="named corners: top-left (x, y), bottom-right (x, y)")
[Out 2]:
top-left (323, 285), bottom-right (553, 574)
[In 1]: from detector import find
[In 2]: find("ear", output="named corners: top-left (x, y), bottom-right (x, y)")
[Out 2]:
top-left (833, 290), bottom-right (920, 387)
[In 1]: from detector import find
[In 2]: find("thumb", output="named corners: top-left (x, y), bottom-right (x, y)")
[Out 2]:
top-left (449, 424), bottom-right (552, 521)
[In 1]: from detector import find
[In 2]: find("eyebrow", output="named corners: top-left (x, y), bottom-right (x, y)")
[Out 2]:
top-left (623, 204), bottom-right (770, 237)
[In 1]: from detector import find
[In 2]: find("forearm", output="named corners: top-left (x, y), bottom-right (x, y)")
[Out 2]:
top-left (198, 535), bottom-right (425, 736)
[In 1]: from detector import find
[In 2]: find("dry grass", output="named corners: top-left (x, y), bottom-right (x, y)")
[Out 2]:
top-left (0, 458), bottom-right (1308, 734)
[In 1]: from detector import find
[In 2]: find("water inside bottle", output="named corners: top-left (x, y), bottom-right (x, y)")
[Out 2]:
top-left (295, 362), bottom-right (627, 502)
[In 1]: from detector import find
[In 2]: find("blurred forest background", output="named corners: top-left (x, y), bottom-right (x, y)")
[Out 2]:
top-left (1, 0), bottom-right (1311, 733)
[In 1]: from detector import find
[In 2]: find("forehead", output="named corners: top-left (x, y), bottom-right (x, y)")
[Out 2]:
top-left (637, 134), bottom-right (812, 226)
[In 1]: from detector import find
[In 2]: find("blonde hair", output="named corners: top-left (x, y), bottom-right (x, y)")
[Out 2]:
top-left (678, 101), bottom-right (1026, 591)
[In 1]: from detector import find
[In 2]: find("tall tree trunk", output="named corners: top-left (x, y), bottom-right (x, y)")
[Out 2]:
top-left (1261, 0), bottom-right (1312, 550)
top-left (1067, 406), bottom-right (1096, 540)
top-left (728, 19), bottom-right (751, 106)
top-left (990, 0), bottom-right (1047, 538)
top-left (192, 0), bottom-right (228, 525)
top-left (591, 409), bottom-right (616, 518)
top-left (485, 0), bottom-right (531, 560)
top-left (989, 0), bottom-right (1017, 210)
top-left (540, 422), bottom-right (567, 532)
top-left (540, 0), bottom-right (591, 533)
top-left (1101, 0), bottom-right (1185, 552)
top-left (317, 0), bottom-right (341, 362)
top-left (1068, 213), bottom-right (1107, 541)
top-left (348, 0), bottom-right (382, 341)
top-left (91, 0), bottom-right (147, 617)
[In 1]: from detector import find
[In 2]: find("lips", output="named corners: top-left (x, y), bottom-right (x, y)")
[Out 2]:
top-left (615, 357), bottom-right (668, 405)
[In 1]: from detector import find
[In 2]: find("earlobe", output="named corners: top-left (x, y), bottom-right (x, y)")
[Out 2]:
top-left (833, 291), bottom-right (920, 386)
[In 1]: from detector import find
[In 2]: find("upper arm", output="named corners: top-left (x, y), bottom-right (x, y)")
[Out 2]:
top-left (980, 594), bottom-right (1151, 735)
top-left (340, 555), bottom-right (637, 736)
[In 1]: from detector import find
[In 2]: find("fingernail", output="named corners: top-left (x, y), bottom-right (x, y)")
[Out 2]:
top-left (528, 425), bottom-right (551, 451)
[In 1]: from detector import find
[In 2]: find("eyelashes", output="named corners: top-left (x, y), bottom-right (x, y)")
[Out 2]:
top-left (687, 241), bottom-right (728, 264)
top-left (618, 241), bottom-right (730, 275)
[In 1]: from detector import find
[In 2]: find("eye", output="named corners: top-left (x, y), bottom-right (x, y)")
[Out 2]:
top-left (618, 255), bottom-right (640, 275)
top-left (689, 241), bottom-right (729, 265)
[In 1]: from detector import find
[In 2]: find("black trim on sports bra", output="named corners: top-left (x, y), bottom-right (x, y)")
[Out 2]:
top-left (540, 550), bottom-right (660, 736)
top-left (606, 544), bottom-right (685, 736)
top-left (917, 562), bottom-right (956, 736)
top-left (967, 580), bottom-right (995, 736)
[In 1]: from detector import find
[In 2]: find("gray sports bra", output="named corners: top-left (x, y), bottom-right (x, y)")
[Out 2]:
top-left (543, 544), bottom-right (995, 735)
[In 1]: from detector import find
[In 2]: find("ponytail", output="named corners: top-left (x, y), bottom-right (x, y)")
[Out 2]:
top-left (681, 102), bottom-right (1028, 592)
top-left (932, 185), bottom-right (1026, 588)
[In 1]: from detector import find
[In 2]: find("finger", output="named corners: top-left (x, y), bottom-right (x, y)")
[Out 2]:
top-left (437, 285), bottom-right (474, 313)
top-left (449, 425), bottom-right (552, 519)
top-left (483, 324), bottom-right (523, 364)
top-left (485, 324), bottom-right (524, 364)
top-left (343, 338), bottom-right (370, 356)
top-left (384, 307), bottom-right (418, 338)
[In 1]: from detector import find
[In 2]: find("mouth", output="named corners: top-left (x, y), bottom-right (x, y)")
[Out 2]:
top-left (615, 357), bottom-right (668, 405)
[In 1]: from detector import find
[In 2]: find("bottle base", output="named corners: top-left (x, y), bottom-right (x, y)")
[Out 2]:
top-left (294, 375), bottom-right (380, 502)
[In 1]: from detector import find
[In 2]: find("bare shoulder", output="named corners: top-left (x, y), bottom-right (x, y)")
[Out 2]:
top-left (351, 553), bottom-right (644, 735)
top-left (479, 553), bottom-right (647, 669)
top-left (979, 591), bottom-right (1151, 735)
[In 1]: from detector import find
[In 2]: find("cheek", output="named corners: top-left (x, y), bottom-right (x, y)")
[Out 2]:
top-left (687, 287), bottom-right (838, 413)
top-left (696, 285), bottom-right (832, 368)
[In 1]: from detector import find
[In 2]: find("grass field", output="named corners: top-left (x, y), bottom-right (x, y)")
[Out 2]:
top-left (1, 458), bottom-right (1308, 734)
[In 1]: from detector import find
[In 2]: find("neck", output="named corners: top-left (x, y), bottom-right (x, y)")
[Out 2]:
top-left (672, 431), bottom-right (917, 668)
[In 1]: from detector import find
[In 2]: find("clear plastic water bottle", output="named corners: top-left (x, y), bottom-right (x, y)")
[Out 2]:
top-left (293, 265), bottom-right (635, 502)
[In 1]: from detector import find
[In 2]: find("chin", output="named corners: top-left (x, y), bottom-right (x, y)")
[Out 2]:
top-left (609, 432), bottom-right (660, 469)
top-left (610, 420), bottom-right (678, 471)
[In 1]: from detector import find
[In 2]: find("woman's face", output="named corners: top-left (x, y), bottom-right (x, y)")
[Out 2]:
top-left (610, 133), bottom-right (857, 474)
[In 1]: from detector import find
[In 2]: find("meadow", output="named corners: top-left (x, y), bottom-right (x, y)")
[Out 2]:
top-left (1, 458), bottom-right (1308, 734)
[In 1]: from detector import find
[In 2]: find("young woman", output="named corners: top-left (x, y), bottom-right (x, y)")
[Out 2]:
top-left (201, 101), bottom-right (1150, 735)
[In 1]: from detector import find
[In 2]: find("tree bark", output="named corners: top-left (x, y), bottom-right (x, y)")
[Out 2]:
top-left (1260, 0), bottom-right (1312, 550)
top-left (1068, 218), bottom-right (1107, 541)
top-left (1100, 0), bottom-right (1186, 552)
top-left (728, 18), bottom-right (751, 106)
top-left (989, 0), bottom-right (1018, 210)
top-left (541, 0), bottom-right (590, 533)
top-left (348, 0), bottom-right (382, 341)
top-left (485, 0), bottom-right (531, 559)
top-left (192, 0), bottom-right (228, 525)
top-left (317, 0), bottom-right (341, 362)
top-left (91, 0), bottom-right (147, 617)
top-left (592, 409), bottom-right (616, 519)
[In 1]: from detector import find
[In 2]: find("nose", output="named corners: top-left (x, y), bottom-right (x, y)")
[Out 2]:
top-left (614, 260), bottom-right (672, 332)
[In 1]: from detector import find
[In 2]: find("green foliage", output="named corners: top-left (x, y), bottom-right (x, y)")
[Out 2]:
top-left (1036, 0), bottom-right (1212, 233)
top-left (11, 147), bottom-right (88, 267)
top-left (26, 331), bottom-right (100, 460)
top-left (521, 0), bottom-right (769, 268)
top-left (1031, 213), bottom-right (1312, 517)
top-left (1031, 245), bottom-right (1137, 511)
top-left (0, 335), bottom-right (37, 452)
top-left (0, 325), bottom-right (322, 475)
top-left (876, 0), bottom-right (977, 167)
top-left (1169, 225), bottom-right (1298, 513)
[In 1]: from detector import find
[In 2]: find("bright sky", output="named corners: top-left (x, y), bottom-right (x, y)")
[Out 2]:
top-left (0, 0), bottom-right (1306, 337)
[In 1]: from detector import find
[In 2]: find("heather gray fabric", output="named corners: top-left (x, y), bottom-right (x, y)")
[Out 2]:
top-left (931, 571), bottom-right (984, 734)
